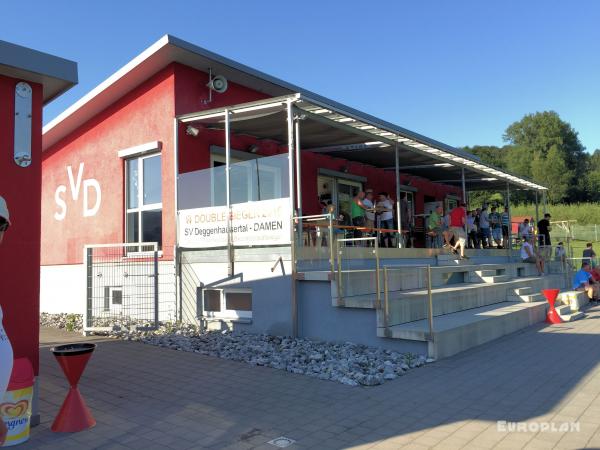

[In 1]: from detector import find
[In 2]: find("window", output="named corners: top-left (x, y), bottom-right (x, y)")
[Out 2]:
top-left (125, 154), bottom-right (162, 248)
top-left (202, 288), bottom-right (252, 320)
top-left (210, 151), bottom-right (284, 206)
top-left (103, 286), bottom-right (123, 313)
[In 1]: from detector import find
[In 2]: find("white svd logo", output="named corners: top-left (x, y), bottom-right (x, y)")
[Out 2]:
top-left (54, 163), bottom-right (101, 221)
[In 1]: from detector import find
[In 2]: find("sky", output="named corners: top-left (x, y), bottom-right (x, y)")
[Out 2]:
top-left (2, 0), bottom-right (599, 151)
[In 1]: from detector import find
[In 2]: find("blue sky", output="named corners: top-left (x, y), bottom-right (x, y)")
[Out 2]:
top-left (3, 0), bottom-right (599, 151)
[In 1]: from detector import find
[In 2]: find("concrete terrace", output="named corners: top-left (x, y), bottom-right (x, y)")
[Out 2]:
top-left (23, 310), bottom-right (600, 449)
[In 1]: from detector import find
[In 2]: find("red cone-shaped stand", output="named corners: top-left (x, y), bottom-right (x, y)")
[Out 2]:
top-left (50, 343), bottom-right (97, 433)
top-left (542, 289), bottom-right (562, 324)
top-left (51, 387), bottom-right (96, 432)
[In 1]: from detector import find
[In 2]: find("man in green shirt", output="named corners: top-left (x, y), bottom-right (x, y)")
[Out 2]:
top-left (351, 191), bottom-right (367, 240)
top-left (426, 204), bottom-right (443, 248)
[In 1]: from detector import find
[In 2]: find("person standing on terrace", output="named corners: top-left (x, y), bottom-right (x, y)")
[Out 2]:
top-left (537, 213), bottom-right (552, 248)
top-left (351, 191), bottom-right (367, 241)
top-left (501, 206), bottom-right (510, 248)
top-left (377, 192), bottom-right (394, 248)
top-left (489, 206), bottom-right (503, 249)
top-left (363, 190), bottom-right (375, 242)
top-left (582, 242), bottom-right (597, 268)
top-left (426, 204), bottom-right (443, 248)
top-left (449, 202), bottom-right (468, 260)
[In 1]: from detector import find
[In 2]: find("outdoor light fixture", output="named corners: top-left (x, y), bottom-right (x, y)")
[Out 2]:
top-left (186, 125), bottom-right (200, 137)
top-left (434, 163), bottom-right (453, 167)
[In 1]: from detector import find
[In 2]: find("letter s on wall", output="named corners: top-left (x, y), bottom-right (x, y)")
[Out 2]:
top-left (54, 185), bottom-right (67, 221)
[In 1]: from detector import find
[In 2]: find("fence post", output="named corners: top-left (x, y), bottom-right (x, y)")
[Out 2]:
top-left (154, 250), bottom-right (159, 327)
top-left (383, 266), bottom-right (389, 336)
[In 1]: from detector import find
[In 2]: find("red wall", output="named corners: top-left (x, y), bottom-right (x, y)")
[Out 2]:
top-left (42, 65), bottom-right (177, 265)
top-left (0, 75), bottom-right (43, 373)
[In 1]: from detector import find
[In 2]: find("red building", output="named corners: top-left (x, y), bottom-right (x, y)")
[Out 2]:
top-left (40, 36), bottom-right (545, 339)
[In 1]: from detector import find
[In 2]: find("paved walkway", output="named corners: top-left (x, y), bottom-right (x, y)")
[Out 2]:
top-left (20, 305), bottom-right (600, 450)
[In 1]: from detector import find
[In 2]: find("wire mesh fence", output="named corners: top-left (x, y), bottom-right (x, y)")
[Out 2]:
top-left (84, 243), bottom-right (176, 333)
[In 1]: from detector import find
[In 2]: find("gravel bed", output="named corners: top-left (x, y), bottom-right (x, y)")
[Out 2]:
top-left (40, 313), bottom-right (428, 386)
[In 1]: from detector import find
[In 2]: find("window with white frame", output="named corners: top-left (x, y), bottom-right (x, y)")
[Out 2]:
top-left (202, 288), bottom-right (252, 320)
top-left (125, 153), bottom-right (162, 248)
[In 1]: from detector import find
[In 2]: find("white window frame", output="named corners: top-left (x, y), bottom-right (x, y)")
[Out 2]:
top-left (202, 288), bottom-right (252, 320)
top-left (103, 286), bottom-right (123, 313)
top-left (125, 152), bottom-right (162, 249)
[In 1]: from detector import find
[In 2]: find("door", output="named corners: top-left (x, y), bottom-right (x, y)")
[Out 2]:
top-left (337, 179), bottom-right (362, 225)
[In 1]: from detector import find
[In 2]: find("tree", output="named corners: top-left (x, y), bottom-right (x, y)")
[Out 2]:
top-left (584, 149), bottom-right (600, 202)
top-left (530, 145), bottom-right (572, 203)
top-left (503, 111), bottom-right (586, 202)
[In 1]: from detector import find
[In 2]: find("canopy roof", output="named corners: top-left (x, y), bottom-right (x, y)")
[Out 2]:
top-left (179, 94), bottom-right (547, 192)
top-left (0, 39), bottom-right (77, 104)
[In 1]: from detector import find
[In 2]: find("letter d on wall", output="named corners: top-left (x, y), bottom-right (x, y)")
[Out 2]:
top-left (83, 179), bottom-right (101, 217)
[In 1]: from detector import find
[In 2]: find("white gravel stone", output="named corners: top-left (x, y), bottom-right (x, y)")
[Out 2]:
top-left (40, 313), bottom-right (428, 387)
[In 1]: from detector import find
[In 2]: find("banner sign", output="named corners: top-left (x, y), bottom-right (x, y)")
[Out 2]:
top-left (178, 198), bottom-right (291, 248)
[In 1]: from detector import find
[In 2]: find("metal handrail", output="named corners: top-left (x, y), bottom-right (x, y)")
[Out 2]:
top-left (336, 236), bottom-right (380, 307)
top-left (294, 213), bottom-right (335, 276)
top-left (382, 264), bottom-right (434, 342)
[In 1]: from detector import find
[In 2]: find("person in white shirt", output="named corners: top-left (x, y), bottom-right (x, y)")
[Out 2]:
top-left (518, 218), bottom-right (531, 242)
top-left (479, 207), bottom-right (491, 248)
top-left (0, 196), bottom-right (13, 445)
top-left (363, 190), bottom-right (376, 241)
top-left (521, 235), bottom-right (544, 275)
top-left (376, 192), bottom-right (394, 248)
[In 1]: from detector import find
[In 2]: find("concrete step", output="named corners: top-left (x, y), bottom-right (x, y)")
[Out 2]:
top-left (507, 290), bottom-right (546, 303)
top-left (514, 287), bottom-right (533, 296)
top-left (335, 263), bottom-right (513, 298)
top-left (375, 275), bottom-right (562, 324)
top-left (556, 305), bottom-right (572, 316)
top-left (436, 256), bottom-right (468, 266)
top-left (379, 301), bottom-right (548, 359)
top-left (556, 304), bottom-right (585, 322)
top-left (482, 275), bottom-right (512, 284)
top-left (558, 291), bottom-right (589, 312)
top-left (526, 293), bottom-right (546, 303)
top-left (559, 311), bottom-right (585, 322)
top-left (478, 269), bottom-right (498, 277)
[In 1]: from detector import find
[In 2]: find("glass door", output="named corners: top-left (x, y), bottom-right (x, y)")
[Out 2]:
top-left (336, 179), bottom-right (362, 225)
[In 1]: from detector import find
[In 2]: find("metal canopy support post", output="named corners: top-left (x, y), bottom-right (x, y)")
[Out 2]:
top-left (294, 114), bottom-right (302, 218)
top-left (173, 118), bottom-right (182, 322)
top-left (294, 113), bottom-right (303, 251)
top-left (506, 182), bottom-right (512, 249)
top-left (287, 99), bottom-right (298, 337)
top-left (225, 109), bottom-right (234, 277)
top-left (395, 144), bottom-right (402, 248)
top-left (543, 190), bottom-right (548, 214)
top-left (461, 168), bottom-right (467, 233)
top-left (535, 190), bottom-right (540, 229)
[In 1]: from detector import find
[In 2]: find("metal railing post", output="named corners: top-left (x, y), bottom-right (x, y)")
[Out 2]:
top-left (154, 250), bottom-right (159, 327)
top-left (383, 266), bottom-right (389, 336)
top-left (375, 237), bottom-right (381, 308)
top-left (328, 213), bottom-right (335, 276)
top-left (336, 239), bottom-right (342, 300)
top-left (427, 265), bottom-right (434, 342)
